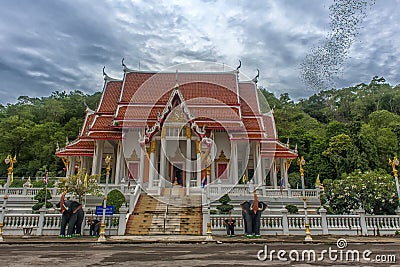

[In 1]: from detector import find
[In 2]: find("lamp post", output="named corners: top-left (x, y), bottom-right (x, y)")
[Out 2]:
top-left (298, 156), bottom-right (312, 242)
top-left (0, 155), bottom-right (16, 242)
top-left (205, 183), bottom-right (213, 241)
top-left (389, 156), bottom-right (400, 211)
top-left (98, 155), bottom-right (111, 242)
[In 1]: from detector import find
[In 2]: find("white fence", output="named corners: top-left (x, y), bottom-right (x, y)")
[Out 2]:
top-left (205, 183), bottom-right (320, 198)
top-left (2, 208), bottom-right (129, 236)
top-left (0, 184), bottom-right (137, 197)
top-left (209, 208), bottom-right (400, 236)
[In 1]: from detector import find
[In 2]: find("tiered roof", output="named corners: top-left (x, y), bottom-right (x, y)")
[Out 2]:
top-left (57, 63), bottom-right (297, 159)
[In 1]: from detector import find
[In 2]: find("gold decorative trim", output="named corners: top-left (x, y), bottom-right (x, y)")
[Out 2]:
top-left (150, 140), bottom-right (156, 153)
top-left (186, 126), bottom-right (192, 139)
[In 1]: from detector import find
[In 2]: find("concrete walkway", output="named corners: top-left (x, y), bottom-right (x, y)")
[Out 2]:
top-left (1, 235), bottom-right (400, 244)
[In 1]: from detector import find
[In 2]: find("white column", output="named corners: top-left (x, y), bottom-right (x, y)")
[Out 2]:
top-left (186, 128), bottom-right (191, 194)
top-left (196, 140), bottom-right (202, 187)
top-left (68, 156), bottom-right (75, 177)
top-left (111, 143), bottom-right (118, 183)
top-left (210, 137), bottom-right (215, 184)
top-left (254, 142), bottom-right (262, 186)
top-left (139, 145), bottom-right (145, 186)
top-left (148, 140), bottom-right (156, 189)
top-left (272, 160), bottom-right (278, 189)
top-left (91, 140), bottom-right (104, 175)
top-left (282, 159), bottom-right (289, 188)
top-left (114, 141), bottom-right (122, 185)
top-left (231, 141), bottom-right (238, 184)
top-left (160, 137), bottom-right (167, 188)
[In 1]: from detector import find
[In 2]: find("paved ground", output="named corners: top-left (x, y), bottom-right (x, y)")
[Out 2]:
top-left (1, 235), bottom-right (400, 266)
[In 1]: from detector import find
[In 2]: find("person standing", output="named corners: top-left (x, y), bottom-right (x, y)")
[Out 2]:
top-left (224, 210), bottom-right (236, 237)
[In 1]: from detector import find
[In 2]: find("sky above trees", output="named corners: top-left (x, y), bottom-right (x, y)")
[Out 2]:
top-left (0, 0), bottom-right (399, 104)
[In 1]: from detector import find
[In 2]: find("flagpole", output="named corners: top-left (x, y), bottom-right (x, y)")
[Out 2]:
top-left (44, 172), bottom-right (48, 209)
top-left (44, 183), bottom-right (47, 208)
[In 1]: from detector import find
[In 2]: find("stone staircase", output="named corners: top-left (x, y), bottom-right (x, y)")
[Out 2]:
top-left (125, 187), bottom-right (202, 235)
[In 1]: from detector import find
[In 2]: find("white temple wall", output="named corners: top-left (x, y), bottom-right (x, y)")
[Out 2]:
top-left (123, 131), bottom-right (141, 159)
top-left (214, 132), bottom-right (230, 158)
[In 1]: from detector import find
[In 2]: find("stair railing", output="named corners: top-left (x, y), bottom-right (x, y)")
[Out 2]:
top-left (163, 187), bottom-right (172, 233)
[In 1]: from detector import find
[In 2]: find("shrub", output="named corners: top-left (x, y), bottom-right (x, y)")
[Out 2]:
top-left (216, 194), bottom-right (234, 214)
top-left (285, 204), bottom-right (299, 214)
top-left (32, 187), bottom-right (53, 211)
top-left (107, 189), bottom-right (126, 213)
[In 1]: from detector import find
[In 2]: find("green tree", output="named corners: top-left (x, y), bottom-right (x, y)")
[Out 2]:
top-left (322, 134), bottom-right (360, 179)
top-left (58, 169), bottom-right (101, 203)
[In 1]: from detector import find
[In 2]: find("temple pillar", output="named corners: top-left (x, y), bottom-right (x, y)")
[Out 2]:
top-left (282, 158), bottom-right (289, 188)
top-left (68, 156), bottom-right (76, 177)
top-left (196, 140), bottom-right (201, 187)
top-left (139, 144), bottom-right (146, 186)
top-left (186, 127), bottom-right (191, 194)
top-left (111, 143), bottom-right (118, 183)
top-left (254, 142), bottom-right (262, 186)
top-left (114, 141), bottom-right (123, 185)
top-left (91, 140), bottom-right (104, 175)
top-left (272, 160), bottom-right (278, 189)
top-left (210, 133), bottom-right (215, 183)
top-left (148, 140), bottom-right (156, 189)
top-left (231, 141), bottom-right (238, 184)
top-left (160, 130), bottom-right (167, 188)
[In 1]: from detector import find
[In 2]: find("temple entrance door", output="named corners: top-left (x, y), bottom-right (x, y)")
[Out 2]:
top-left (171, 162), bottom-right (184, 186)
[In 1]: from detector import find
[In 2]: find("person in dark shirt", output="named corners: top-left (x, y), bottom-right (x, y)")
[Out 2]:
top-left (223, 210), bottom-right (236, 237)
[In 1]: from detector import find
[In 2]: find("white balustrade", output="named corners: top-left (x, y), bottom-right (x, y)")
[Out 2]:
top-left (209, 213), bottom-right (400, 236)
top-left (2, 213), bottom-right (120, 236)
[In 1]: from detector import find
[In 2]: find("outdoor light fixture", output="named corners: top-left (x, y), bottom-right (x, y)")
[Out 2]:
top-left (98, 155), bottom-right (112, 242)
top-left (298, 155), bottom-right (312, 242)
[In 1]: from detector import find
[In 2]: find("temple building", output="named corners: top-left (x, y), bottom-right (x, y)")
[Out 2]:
top-left (56, 61), bottom-right (297, 195)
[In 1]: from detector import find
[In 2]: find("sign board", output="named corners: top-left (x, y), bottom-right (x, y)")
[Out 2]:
top-left (95, 205), bottom-right (114, 216)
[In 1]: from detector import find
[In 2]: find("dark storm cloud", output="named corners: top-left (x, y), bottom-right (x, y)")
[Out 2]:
top-left (0, 0), bottom-right (399, 104)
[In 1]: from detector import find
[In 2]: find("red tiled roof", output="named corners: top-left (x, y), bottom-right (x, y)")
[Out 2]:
top-left (242, 117), bottom-right (263, 131)
top-left (239, 82), bottom-right (261, 116)
top-left (120, 72), bottom-right (239, 105)
top-left (88, 132), bottom-right (122, 140)
top-left (97, 80), bottom-right (122, 114)
top-left (262, 112), bottom-right (277, 139)
top-left (55, 140), bottom-right (94, 157)
top-left (80, 112), bottom-right (95, 138)
top-left (90, 115), bottom-right (114, 131)
top-left (260, 140), bottom-right (297, 159)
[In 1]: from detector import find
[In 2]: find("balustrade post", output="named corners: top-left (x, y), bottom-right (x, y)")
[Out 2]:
top-left (396, 207), bottom-right (400, 216)
top-left (262, 185), bottom-right (266, 197)
top-left (22, 186), bottom-right (28, 196)
top-left (52, 187), bottom-right (58, 197)
top-left (280, 207), bottom-right (289, 235)
top-left (118, 206), bottom-right (128, 235)
top-left (36, 208), bottom-right (47, 236)
top-left (357, 208), bottom-right (368, 236)
top-left (287, 185), bottom-right (291, 198)
top-left (203, 211), bottom-right (210, 235)
top-left (128, 193), bottom-right (135, 214)
top-left (319, 207), bottom-right (328, 235)
top-left (217, 179), bottom-right (221, 196)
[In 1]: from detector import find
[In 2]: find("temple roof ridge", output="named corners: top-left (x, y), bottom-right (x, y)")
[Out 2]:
top-left (103, 66), bottom-right (122, 82)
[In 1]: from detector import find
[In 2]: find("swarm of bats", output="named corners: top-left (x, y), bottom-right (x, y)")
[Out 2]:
top-left (300, 0), bottom-right (376, 91)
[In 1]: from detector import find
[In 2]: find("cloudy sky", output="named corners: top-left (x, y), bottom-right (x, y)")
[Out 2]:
top-left (0, 0), bottom-right (399, 105)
